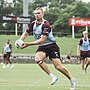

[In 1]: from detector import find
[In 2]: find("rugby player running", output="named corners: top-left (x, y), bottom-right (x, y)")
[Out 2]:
top-left (19, 7), bottom-right (76, 89)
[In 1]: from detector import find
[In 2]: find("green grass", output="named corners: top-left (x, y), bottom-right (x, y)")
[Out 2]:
top-left (0, 35), bottom-right (79, 55)
top-left (0, 64), bottom-right (90, 90)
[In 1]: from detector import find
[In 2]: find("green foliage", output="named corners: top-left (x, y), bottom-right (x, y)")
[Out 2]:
top-left (75, 33), bottom-right (82, 38)
top-left (74, 1), bottom-right (89, 17)
top-left (33, 0), bottom-right (47, 7)
top-left (5, 23), bottom-right (15, 30)
top-left (13, 3), bottom-right (23, 16)
top-left (52, 12), bottom-right (69, 32)
top-left (44, 7), bottom-right (60, 24)
top-left (53, 1), bottom-right (90, 34)
top-left (0, 0), bottom-right (13, 16)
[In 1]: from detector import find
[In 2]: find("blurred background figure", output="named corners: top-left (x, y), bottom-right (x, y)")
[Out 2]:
top-left (66, 51), bottom-right (72, 63)
top-left (2, 39), bottom-right (14, 68)
top-left (77, 31), bottom-right (90, 73)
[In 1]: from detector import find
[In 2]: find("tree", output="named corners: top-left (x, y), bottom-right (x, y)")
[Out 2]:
top-left (44, 7), bottom-right (60, 24)
top-left (0, 0), bottom-right (13, 16)
top-left (0, 0), bottom-right (14, 30)
top-left (46, 0), bottom-right (76, 10)
top-left (53, 1), bottom-right (90, 35)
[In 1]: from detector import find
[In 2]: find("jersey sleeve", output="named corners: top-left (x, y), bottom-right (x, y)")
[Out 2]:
top-left (26, 21), bottom-right (34, 33)
top-left (41, 21), bottom-right (51, 36)
top-left (78, 39), bottom-right (83, 45)
top-left (89, 39), bottom-right (90, 44)
top-left (9, 44), bottom-right (12, 49)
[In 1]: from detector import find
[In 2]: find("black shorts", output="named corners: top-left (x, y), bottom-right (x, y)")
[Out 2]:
top-left (3, 54), bottom-right (7, 59)
top-left (3, 52), bottom-right (11, 59)
top-left (80, 50), bottom-right (90, 60)
top-left (36, 43), bottom-right (60, 60)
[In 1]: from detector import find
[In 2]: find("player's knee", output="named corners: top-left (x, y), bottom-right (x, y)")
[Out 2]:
top-left (35, 57), bottom-right (43, 64)
top-left (36, 60), bottom-right (43, 65)
top-left (87, 59), bottom-right (90, 63)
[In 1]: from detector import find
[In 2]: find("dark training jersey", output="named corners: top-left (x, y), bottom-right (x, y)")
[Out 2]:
top-left (26, 20), bottom-right (56, 46)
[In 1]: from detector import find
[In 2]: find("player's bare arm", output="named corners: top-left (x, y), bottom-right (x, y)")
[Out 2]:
top-left (20, 31), bottom-right (28, 41)
top-left (22, 35), bottom-right (47, 48)
top-left (77, 44), bottom-right (80, 56)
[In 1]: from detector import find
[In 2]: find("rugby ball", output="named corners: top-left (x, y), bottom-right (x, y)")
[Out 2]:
top-left (15, 39), bottom-right (24, 48)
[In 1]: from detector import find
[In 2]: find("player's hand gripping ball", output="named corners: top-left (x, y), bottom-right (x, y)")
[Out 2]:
top-left (15, 39), bottom-right (24, 49)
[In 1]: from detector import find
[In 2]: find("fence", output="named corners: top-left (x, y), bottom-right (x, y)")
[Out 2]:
top-left (0, 30), bottom-right (72, 37)
top-left (0, 30), bottom-right (22, 35)
top-left (0, 54), bottom-right (79, 64)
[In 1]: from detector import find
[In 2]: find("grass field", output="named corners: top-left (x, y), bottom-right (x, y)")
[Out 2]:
top-left (0, 35), bottom-right (79, 55)
top-left (0, 64), bottom-right (90, 90)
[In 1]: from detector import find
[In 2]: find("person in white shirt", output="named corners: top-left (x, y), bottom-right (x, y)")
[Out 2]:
top-left (2, 39), bottom-right (14, 68)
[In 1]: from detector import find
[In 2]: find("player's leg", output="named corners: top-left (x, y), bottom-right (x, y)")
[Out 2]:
top-left (5, 55), bottom-right (10, 67)
top-left (2, 54), bottom-right (7, 68)
top-left (81, 60), bottom-right (85, 73)
top-left (85, 58), bottom-right (90, 73)
top-left (35, 51), bottom-right (58, 85)
top-left (8, 57), bottom-right (12, 64)
top-left (85, 51), bottom-right (90, 73)
top-left (2, 54), bottom-right (5, 64)
top-left (35, 51), bottom-right (51, 74)
top-left (6, 53), bottom-right (14, 68)
top-left (8, 57), bottom-right (14, 68)
top-left (48, 43), bottom-right (75, 88)
top-left (5, 54), bottom-right (9, 65)
top-left (52, 58), bottom-right (76, 89)
top-left (80, 52), bottom-right (86, 73)
top-left (52, 58), bottom-right (71, 79)
top-left (6, 59), bottom-right (9, 67)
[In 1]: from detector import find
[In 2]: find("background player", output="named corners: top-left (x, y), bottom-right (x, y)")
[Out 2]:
top-left (2, 39), bottom-right (14, 68)
top-left (66, 51), bottom-right (72, 63)
top-left (18, 7), bottom-right (76, 89)
top-left (77, 31), bottom-right (90, 73)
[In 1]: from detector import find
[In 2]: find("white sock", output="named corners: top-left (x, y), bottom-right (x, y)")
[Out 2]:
top-left (49, 73), bottom-right (55, 78)
top-left (70, 76), bottom-right (74, 81)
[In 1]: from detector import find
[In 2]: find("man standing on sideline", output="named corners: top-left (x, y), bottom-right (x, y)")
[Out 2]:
top-left (2, 39), bottom-right (14, 68)
top-left (18, 7), bottom-right (76, 89)
top-left (77, 31), bottom-right (90, 73)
